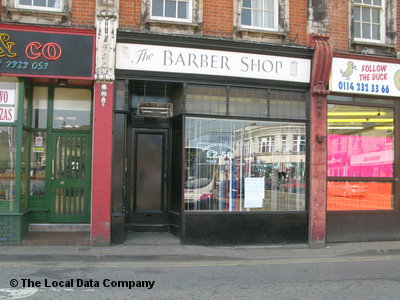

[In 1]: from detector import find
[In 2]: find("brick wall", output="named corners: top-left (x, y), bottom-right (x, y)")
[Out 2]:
top-left (71, 0), bottom-right (96, 28)
top-left (398, 0), bottom-right (400, 52)
top-left (0, 215), bottom-right (26, 246)
top-left (202, 0), bottom-right (234, 38)
top-left (289, 0), bottom-right (307, 46)
top-left (328, 0), bottom-right (350, 51)
top-left (119, 0), bottom-right (142, 30)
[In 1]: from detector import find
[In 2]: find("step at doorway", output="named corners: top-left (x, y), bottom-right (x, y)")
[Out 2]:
top-left (124, 232), bottom-right (181, 246)
top-left (21, 224), bottom-right (90, 246)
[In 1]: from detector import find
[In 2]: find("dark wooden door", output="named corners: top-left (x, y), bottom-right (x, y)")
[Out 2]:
top-left (130, 129), bottom-right (168, 227)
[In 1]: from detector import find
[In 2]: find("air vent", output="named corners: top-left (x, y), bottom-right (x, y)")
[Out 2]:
top-left (137, 102), bottom-right (173, 118)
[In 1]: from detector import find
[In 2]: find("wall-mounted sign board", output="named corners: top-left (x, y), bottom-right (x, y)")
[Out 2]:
top-left (0, 26), bottom-right (95, 79)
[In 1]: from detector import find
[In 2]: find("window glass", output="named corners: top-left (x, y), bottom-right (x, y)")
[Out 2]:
top-left (241, 9), bottom-right (251, 25)
top-left (30, 132), bottom-right (46, 197)
top-left (0, 80), bottom-right (18, 123)
top-left (17, 0), bottom-right (61, 10)
top-left (328, 181), bottom-right (393, 210)
top-left (33, 0), bottom-right (46, 7)
top-left (241, 0), bottom-right (277, 30)
top-left (177, 1), bottom-right (188, 18)
top-left (184, 84), bottom-right (306, 120)
top-left (151, 0), bottom-right (190, 20)
top-left (328, 104), bottom-right (394, 211)
top-left (353, 0), bottom-right (383, 42)
top-left (184, 117), bottom-right (306, 212)
top-left (185, 85), bottom-right (227, 115)
top-left (327, 104), bottom-right (393, 177)
top-left (166, 0), bottom-right (176, 18)
top-left (152, 0), bottom-right (164, 16)
top-left (53, 88), bottom-right (91, 130)
top-left (0, 127), bottom-right (17, 212)
top-left (32, 87), bottom-right (48, 129)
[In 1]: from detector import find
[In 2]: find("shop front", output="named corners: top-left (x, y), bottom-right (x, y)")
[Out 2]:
top-left (112, 32), bottom-right (313, 245)
top-left (0, 24), bottom-right (95, 245)
top-left (327, 54), bottom-right (400, 242)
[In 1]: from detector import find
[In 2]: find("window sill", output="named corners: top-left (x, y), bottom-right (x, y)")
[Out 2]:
top-left (3, 7), bottom-right (70, 25)
top-left (146, 19), bottom-right (199, 34)
top-left (350, 39), bottom-right (396, 57)
top-left (235, 26), bottom-right (287, 43)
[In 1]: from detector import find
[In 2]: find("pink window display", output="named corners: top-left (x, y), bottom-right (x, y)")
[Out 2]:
top-left (328, 134), bottom-right (393, 177)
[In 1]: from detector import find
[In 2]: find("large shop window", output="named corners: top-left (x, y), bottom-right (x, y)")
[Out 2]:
top-left (327, 102), bottom-right (394, 211)
top-left (0, 127), bottom-right (17, 212)
top-left (185, 117), bottom-right (306, 212)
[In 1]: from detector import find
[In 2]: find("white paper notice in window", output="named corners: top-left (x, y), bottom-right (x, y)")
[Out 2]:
top-left (244, 177), bottom-right (265, 208)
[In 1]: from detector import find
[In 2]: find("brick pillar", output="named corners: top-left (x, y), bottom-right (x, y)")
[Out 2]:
top-left (308, 34), bottom-right (332, 248)
top-left (91, 83), bottom-right (114, 246)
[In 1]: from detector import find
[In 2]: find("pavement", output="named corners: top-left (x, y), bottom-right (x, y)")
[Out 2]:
top-left (1, 232), bottom-right (400, 261)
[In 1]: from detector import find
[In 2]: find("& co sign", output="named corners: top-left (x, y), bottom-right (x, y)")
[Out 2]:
top-left (0, 26), bottom-right (94, 79)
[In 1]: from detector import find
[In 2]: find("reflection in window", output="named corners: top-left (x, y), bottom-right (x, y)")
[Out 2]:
top-left (184, 117), bottom-right (306, 211)
top-left (53, 88), bottom-right (92, 130)
top-left (293, 135), bottom-right (305, 152)
top-left (0, 127), bottom-right (17, 212)
top-left (327, 104), bottom-right (393, 177)
top-left (328, 181), bottom-right (393, 210)
top-left (259, 136), bottom-right (274, 153)
top-left (327, 104), bottom-right (394, 211)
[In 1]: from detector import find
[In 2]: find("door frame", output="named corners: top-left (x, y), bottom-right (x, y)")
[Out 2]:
top-left (128, 127), bottom-right (169, 227)
top-left (25, 84), bottom-right (93, 224)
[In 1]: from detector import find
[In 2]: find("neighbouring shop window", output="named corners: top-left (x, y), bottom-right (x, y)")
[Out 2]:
top-left (327, 102), bottom-right (394, 210)
top-left (151, 0), bottom-right (191, 21)
top-left (241, 0), bottom-right (278, 30)
top-left (30, 132), bottom-right (46, 197)
top-left (32, 87), bottom-right (48, 129)
top-left (53, 88), bottom-right (92, 130)
top-left (184, 117), bottom-right (306, 211)
top-left (353, 0), bottom-right (384, 43)
top-left (0, 127), bottom-right (17, 212)
top-left (0, 80), bottom-right (18, 123)
top-left (16, 0), bottom-right (62, 11)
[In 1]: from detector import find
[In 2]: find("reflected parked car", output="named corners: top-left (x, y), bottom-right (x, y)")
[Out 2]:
top-left (328, 182), bottom-right (369, 198)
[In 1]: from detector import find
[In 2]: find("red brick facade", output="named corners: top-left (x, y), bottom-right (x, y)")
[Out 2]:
top-left (202, 0), bottom-right (234, 37)
top-left (328, 0), bottom-right (350, 51)
top-left (288, 0), bottom-right (308, 46)
top-left (119, 0), bottom-right (142, 30)
top-left (71, 0), bottom-right (96, 28)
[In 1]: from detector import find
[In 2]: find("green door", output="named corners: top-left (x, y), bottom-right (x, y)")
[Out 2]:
top-left (49, 133), bottom-right (91, 223)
